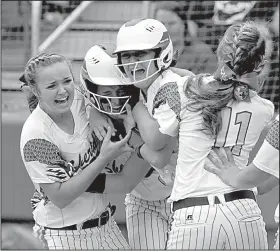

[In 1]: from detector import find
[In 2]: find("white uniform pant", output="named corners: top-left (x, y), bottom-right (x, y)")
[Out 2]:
top-left (166, 198), bottom-right (268, 250)
top-left (125, 193), bottom-right (171, 249)
top-left (33, 217), bottom-right (130, 250)
top-left (274, 227), bottom-right (279, 250)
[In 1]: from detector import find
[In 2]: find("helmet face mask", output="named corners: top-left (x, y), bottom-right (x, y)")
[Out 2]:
top-left (113, 57), bottom-right (161, 85)
top-left (80, 45), bottom-right (134, 115)
top-left (83, 79), bottom-right (131, 115)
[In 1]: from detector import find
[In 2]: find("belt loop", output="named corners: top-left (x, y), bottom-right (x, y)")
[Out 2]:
top-left (217, 194), bottom-right (226, 205)
top-left (107, 205), bottom-right (112, 216)
top-left (171, 202), bottom-right (174, 213)
top-left (98, 217), bottom-right (102, 228)
top-left (207, 195), bottom-right (215, 206)
top-left (76, 222), bottom-right (83, 231)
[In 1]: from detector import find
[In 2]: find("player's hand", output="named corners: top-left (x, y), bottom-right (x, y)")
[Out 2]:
top-left (99, 126), bottom-right (134, 163)
top-left (88, 106), bottom-right (116, 141)
top-left (117, 104), bottom-right (136, 133)
top-left (45, 160), bottom-right (75, 183)
top-left (205, 147), bottom-right (240, 186)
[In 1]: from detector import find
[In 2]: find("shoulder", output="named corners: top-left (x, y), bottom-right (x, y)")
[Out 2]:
top-left (161, 69), bottom-right (182, 84)
top-left (71, 88), bottom-right (86, 114)
top-left (20, 108), bottom-right (55, 151)
top-left (252, 95), bottom-right (275, 119)
top-left (265, 114), bottom-right (279, 149)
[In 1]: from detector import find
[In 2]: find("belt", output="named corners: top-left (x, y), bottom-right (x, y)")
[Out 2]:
top-left (173, 190), bottom-right (256, 212)
top-left (45, 205), bottom-right (116, 230)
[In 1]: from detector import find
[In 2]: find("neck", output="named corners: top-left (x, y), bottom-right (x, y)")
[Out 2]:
top-left (40, 104), bottom-right (72, 124)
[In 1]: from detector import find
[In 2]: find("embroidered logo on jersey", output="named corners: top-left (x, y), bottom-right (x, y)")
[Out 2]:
top-left (266, 119), bottom-right (279, 150)
top-left (76, 132), bottom-right (102, 170)
top-left (105, 151), bottom-right (131, 174)
top-left (152, 82), bottom-right (181, 122)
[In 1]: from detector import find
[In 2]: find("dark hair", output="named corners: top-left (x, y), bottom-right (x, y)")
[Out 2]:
top-left (21, 53), bottom-right (73, 112)
top-left (184, 21), bottom-right (272, 138)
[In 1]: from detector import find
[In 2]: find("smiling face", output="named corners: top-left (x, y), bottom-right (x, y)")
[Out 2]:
top-left (120, 49), bottom-right (160, 91)
top-left (34, 62), bottom-right (75, 117)
top-left (96, 85), bottom-right (130, 115)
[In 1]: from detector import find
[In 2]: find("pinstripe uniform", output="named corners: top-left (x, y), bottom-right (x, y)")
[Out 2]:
top-left (125, 69), bottom-right (191, 249)
top-left (125, 173), bottom-right (173, 249)
top-left (20, 90), bottom-right (130, 249)
top-left (253, 115), bottom-right (279, 250)
top-left (148, 74), bottom-right (274, 249)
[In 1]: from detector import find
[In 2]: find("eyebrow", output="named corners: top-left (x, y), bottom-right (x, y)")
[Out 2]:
top-left (47, 76), bottom-right (72, 85)
top-left (101, 91), bottom-right (112, 95)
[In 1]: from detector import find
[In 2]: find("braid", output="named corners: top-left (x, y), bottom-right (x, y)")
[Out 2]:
top-left (184, 21), bottom-right (272, 138)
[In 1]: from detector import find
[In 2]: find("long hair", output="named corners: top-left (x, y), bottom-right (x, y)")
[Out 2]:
top-left (21, 53), bottom-right (73, 112)
top-left (184, 21), bottom-right (273, 138)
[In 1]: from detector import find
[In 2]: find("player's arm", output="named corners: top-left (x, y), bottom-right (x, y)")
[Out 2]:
top-left (40, 128), bottom-right (133, 209)
top-left (257, 176), bottom-right (279, 195)
top-left (206, 115), bottom-right (279, 188)
top-left (206, 148), bottom-right (273, 188)
top-left (133, 100), bottom-right (172, 151)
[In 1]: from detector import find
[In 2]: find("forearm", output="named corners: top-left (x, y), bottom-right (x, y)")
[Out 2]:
top-left (104, 151), bottom-right (150, 193)
top-left (228, 163), bottom-right (272, 189)
top-left (141, 140), bottom-right (175, 169)
top-left (41, 156), bottom-right (108, 209)
top-left (257, 176), bottom-right (278, 195)
top-left (134, 107), bottom-right (169, 150)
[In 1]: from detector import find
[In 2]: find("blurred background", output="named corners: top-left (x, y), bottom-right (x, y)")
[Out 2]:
top-left (1, 1), bottom-right (279, 249)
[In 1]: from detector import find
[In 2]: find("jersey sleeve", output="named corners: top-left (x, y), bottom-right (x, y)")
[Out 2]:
top-left (152, 82), bottom-right (181, 137)
top-left (253, 115), bottom-right (279, 178)
top-left (21, 128), bottom-right (63, 184)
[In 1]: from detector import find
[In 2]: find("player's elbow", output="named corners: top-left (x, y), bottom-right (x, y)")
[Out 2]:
top-left (51, 199), bottom-right (70, 209)
top-left (144, 134), bottom-right (168, 151)
top-left (149, 154), bottom-right (170, 169)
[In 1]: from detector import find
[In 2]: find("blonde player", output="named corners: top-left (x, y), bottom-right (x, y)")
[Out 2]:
top-left (206, 114), bottom-right (279, 250)
top-left (19, 52), bottom-right (160, 250)
top-left (114, 19), bottom-right (274, 249)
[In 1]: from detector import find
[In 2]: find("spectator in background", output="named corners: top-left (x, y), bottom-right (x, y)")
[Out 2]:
top-left (154, 3), bottom-right (217, 74)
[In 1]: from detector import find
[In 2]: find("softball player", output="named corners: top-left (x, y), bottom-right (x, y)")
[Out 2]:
top-left (114, 19), bottom-right (274, 249)
top-left (206, 114), bottom-right (279, 250)
top-left (111, 19), bottom-right (195, 249)
top-left (19, 52), bottom-right (143, 250)
top-left (79, 45), bottom-right (178, 250)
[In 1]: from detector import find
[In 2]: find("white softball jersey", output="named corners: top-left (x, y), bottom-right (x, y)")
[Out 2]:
top-left (150, 74), bottom-right (274, 202)
top-left (20, 90), bottom-right (109, 228)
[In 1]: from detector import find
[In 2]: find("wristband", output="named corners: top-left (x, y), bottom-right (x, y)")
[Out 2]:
top-left (136, 143), bottom-right (145, 160)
